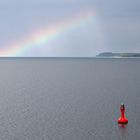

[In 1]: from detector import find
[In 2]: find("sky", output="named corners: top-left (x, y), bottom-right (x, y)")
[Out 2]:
top-left (0, 0), bottom-right (140, 57)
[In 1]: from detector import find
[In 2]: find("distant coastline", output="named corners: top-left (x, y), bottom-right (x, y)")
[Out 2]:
top-left (96, 52), bottom-right (140, 58)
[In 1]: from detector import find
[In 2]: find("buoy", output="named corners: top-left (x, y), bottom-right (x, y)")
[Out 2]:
top-left (118, 103), bottom-right (128, 124)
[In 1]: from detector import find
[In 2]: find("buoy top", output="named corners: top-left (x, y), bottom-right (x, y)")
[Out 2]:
top-left (120, 103), bottom-right (125, 111)
top-left (121, 103), bottom-right (124, 107)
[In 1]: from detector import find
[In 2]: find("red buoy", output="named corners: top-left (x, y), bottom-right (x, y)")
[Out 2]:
top-left (118, 103), bottom-right (128, 124)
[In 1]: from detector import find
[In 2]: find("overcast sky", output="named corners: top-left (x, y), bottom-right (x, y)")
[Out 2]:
top-left (0, 0), bottom-right (140, 57)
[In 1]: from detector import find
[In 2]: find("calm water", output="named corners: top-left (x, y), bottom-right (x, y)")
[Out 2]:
top-left (0, 58), bottom-right (139, 140)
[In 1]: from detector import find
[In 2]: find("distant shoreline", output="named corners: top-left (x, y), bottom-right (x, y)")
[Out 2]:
top-left (96, 52), bottom-right (140, 58)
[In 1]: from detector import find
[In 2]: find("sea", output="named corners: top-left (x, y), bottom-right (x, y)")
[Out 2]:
top-left (0, 58), bottom-right (139, 140)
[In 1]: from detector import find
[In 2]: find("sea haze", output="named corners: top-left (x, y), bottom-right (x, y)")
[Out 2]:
top-left (0, 58), bottom-right (139, 140)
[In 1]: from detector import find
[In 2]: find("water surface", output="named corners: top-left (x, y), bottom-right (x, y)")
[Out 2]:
top-left (0, 58), bottom-right (139, 140)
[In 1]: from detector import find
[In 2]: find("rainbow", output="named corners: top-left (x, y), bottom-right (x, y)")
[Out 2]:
top-left (0, 11), bottom-right (95, 57)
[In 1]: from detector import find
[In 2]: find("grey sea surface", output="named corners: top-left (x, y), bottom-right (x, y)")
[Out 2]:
top-left (0, 58), bottom-right (139, 140)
